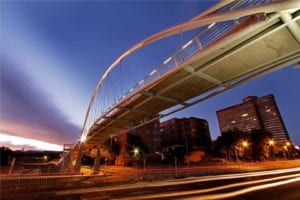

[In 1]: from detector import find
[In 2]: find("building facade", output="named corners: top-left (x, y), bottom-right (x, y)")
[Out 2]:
top-left (216, 94), bottom-right (290, 145)
top-left (160, 117), bottom-right (211, 151)
top-left (127, 119), bottom-right (161, 152)
top-left (114, 120), bottom-right (160, 166)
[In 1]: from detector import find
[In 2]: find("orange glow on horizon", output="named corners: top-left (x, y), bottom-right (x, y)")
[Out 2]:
top-left (0, 119), bottom-right (65, 150)
top-left (0, 132), bottom-right (63, 151)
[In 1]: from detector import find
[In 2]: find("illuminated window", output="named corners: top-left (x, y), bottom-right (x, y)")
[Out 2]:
top-left (266, 109), bottom-right (271, 112)
top-left (241, 113), bottom-right (249, 117)
top-left (231, 121), bottom-right (236, 124)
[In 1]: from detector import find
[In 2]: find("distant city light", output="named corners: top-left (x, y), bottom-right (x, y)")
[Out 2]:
top-left (268, 139), bottom-right (275, 146)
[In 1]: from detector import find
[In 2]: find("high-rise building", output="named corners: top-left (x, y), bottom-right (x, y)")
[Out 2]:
top-left (160, 117), bottom-right (211, 151)
top-left (216, 94), bottom-right (290, 145)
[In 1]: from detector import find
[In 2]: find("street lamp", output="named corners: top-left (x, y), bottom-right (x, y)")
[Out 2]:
top-left (268, 139), bottom-right (275, 160)
top-left (133, 148), bottom-right (139, 156)
top-left (242, 141), bottom-right (248, 148)
top-left (241, 141), bottom-right (249, 161)
top-left (284, 141), bottom-right (292, 159)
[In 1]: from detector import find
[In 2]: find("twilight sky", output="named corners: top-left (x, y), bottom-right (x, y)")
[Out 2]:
top-left (1, 0), bottom-right (299, 150)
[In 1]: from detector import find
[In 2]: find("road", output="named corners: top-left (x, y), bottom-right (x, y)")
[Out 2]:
top-left (239, 180), bottom-right (300, 200)
top-left (2, 167), bottom-right (300, 200)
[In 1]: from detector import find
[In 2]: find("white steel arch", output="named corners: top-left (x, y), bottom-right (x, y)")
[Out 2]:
top-left (80, 0), bottom-right (300, 143)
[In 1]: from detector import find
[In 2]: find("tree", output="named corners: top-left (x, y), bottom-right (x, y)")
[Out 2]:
top-left (218, 129), bottom-right (249, 161)
top-left (162, 145), bottom-right (186, 164)
top-left (104, 137), bottom-right (120, 155)
top-left (90, 146), bottom-right (113, 164)
top-left (126, 134), bottom-right (149, 156)
top-left (0, 146), bottom-right (13, 166)
top-left (211, 136), bottom-right (223, 157)
top-left (217, 129), bottom-right (273, 162)
top-left (126, 134), bottom-right (149, 166)
top-left (250, 129), bottom-right (272, 161)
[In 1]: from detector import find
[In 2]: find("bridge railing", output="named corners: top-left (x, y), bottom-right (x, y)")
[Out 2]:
top-left (101, 3), bottom-right (262, 108)
top-left (85, 0), bottom-right (272, 138)
top-left (113, 0), bottom-right (271, 101)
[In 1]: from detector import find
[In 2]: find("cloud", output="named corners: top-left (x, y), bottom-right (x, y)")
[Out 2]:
top-left (0, 132), bottom-right (63, 151)
top-left (0, 55), bottom-right (80, 146)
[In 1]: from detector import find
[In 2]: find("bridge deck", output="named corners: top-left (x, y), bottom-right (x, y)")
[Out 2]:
top-left (74, 10), bottom-right (300, 156)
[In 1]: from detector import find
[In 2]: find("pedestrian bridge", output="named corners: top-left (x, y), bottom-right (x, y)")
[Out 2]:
top-left (71, 0), bottom-right (300, 162)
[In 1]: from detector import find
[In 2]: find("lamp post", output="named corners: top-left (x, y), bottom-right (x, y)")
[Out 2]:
top-left (242, 141), bottom-right (248, 148)
top-left (133, 148), bottom-right (139, 156)
top-left (285, 141), bottom-right (291, 159)
top-left (241, 140), bottom-right (249, 160)
top-left (44, 155), bottom-right (48, 163)
top-left (268, 139), bottom-right (275, 160)
top-left (174, 156), bottom-right (178, 178)
top-left (234, 145), bottom-right (239, 162)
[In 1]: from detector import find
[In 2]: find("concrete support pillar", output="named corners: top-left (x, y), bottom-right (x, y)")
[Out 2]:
top-left (74, 144), bottom-right (83, 173)
top-left (61, 151), bottom-right (72, 172)
top-left (93, 146), bottom-right (101, 174)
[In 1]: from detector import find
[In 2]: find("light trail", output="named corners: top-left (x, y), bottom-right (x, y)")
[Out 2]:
top-left (185, 176), bottom-right (300, 200)
top-left (120, 173), bottom-right (300, 200)
top-left (147, 167), bottom-right (300, 187)
top-left (55, 167), bottom-right (300, 197)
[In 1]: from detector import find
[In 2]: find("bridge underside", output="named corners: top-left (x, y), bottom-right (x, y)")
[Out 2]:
top-left (73, 10), bottom-right (300, 157)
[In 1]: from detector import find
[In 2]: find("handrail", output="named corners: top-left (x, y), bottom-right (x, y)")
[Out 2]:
top-left (80, 0), bottom-right (300, 142)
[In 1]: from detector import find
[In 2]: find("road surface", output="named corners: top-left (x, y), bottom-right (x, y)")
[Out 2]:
top-left (2, 167), bottom-right (300, 200)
